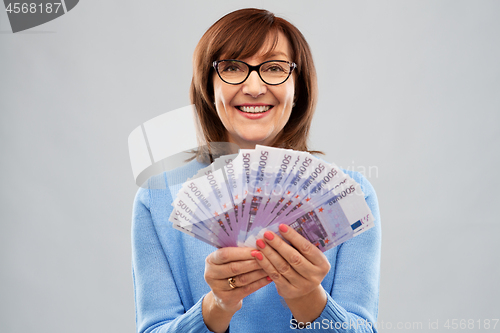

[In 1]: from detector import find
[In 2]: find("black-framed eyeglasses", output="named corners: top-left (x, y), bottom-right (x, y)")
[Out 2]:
top-left (212, 59), bottom-right (296, 85)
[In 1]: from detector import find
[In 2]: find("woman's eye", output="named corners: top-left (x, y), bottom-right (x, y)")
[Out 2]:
top-left (222, 64), bottom-right (243, 72)
top-left (264, 65), bottom-right (285, 72)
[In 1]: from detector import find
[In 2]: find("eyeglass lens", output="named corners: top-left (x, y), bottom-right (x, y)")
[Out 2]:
top-left (217, 61), bottom-right (292, 85)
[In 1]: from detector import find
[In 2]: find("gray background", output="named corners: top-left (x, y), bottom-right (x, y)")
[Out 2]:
top-left (1, 0), bottom-right (499, 332)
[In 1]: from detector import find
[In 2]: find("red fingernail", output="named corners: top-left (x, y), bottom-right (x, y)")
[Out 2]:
top-left (266, 276), bottom-right (272, 281)
top-left (256, 252), bottom-right (263, 261)
top-left (279, 224), bottom-right (288, 233)
top-left (251, 250), bottom-right (257, 257)
top-left (264, 231), bottom-right (274, 241)
top-left (256, 239), bottom-right (266, 249)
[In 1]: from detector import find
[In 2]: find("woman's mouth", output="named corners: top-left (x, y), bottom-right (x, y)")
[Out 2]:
top-left (236, 105), bottom-right (272, 113)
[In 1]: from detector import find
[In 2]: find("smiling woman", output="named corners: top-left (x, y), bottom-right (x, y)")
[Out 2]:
top-left (212, 31), bottom-right (296, 148)
top-left (190, 8), bottom-right (319, 154)
top-left (132, 7), bottom-right (381, 333)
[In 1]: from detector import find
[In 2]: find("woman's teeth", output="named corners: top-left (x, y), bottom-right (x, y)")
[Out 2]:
top-left (238, 105), bottom-right (271, 113)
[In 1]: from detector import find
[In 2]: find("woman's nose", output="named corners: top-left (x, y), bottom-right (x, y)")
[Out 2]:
top-left (241, 71), bottom-right (267, 98)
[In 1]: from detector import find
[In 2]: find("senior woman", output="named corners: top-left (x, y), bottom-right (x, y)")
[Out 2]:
top-left (132, 8), bottom-right (381, 333)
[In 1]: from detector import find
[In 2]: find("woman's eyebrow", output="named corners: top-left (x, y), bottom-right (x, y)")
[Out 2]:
top-left (261, 51), bottom-right (288, 59)
top-left (266, 51), bottom-right (289, 58)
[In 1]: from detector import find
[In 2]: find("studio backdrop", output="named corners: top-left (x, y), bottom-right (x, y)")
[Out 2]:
top-left (1, 1), bottom-right (499, 332)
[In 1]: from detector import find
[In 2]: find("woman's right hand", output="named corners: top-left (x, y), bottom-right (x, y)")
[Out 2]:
top-left (202, 247), bottom-right (271, 332)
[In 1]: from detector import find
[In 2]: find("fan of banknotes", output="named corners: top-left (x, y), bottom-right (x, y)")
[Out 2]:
top-left (169, 145), bottom-right (374, 252)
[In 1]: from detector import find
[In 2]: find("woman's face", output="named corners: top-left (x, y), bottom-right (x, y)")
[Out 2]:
top-left (213, 31), bottom-right (295, 149)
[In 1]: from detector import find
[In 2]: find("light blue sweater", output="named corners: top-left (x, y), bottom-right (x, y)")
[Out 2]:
top-left (132, 158), bottom-right (381, 333)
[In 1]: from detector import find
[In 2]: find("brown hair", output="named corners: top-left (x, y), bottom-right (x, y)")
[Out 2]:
top-left (190, 8), bottom-right (321, 160)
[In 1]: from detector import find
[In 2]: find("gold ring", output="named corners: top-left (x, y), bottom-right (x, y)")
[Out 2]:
top-left (228, 277), bottom-right (237, 289)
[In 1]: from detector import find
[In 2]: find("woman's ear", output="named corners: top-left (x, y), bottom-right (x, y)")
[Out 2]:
top-left (294, 81), bottom-right (300, 103)
top-left (293, 92), bottom-right (299, 106)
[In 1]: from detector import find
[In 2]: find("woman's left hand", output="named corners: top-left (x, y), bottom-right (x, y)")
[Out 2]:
top-left (253, 224), bottom-right (331, 322)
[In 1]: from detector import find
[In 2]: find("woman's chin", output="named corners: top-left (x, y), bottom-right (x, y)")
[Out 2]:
top-left (227, 126), bottom-right (278, 148)
top-left (237, 136), bottom-right (273, 148)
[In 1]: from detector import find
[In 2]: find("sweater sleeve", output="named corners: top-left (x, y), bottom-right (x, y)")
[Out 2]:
top-left (294, 172), bottom-right (381, 332)
top-left (131, 186), bottom-right (213, 333)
